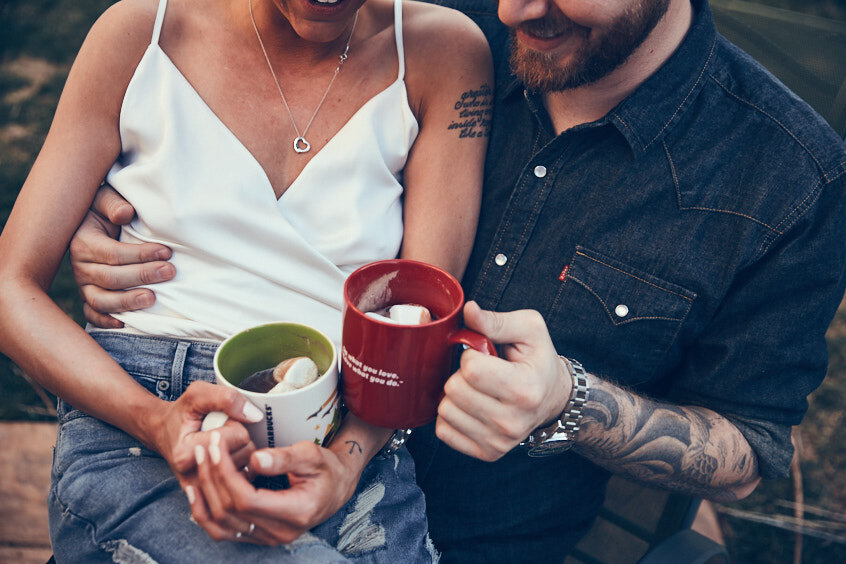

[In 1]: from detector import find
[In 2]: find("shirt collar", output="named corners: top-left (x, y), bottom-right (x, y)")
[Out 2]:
top-left (503, 0), bottom-right (718, 157)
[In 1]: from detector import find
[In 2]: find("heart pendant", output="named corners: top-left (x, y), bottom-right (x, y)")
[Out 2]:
top-left (293, 136), bottom-right (311, 153)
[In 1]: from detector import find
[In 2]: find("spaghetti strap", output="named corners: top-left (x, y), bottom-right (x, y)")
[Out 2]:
top-left (393, 0), bottom-right (405, 80)
top-left (151, 0), bottom-right (168, 45)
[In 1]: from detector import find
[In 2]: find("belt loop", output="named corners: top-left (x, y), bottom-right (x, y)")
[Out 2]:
top-left (171, 342), bottom-right (191, 399)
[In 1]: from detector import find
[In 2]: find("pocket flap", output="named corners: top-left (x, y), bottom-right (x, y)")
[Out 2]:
top-left (566, 246), bottom-right (696, 325)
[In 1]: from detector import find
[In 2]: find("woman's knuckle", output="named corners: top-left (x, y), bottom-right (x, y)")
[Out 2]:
top-left (232, 496), bottom-right (252, 514)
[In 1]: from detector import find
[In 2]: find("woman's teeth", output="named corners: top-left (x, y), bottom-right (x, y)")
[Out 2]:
top-left (312, 0), bottom-right (343, 4)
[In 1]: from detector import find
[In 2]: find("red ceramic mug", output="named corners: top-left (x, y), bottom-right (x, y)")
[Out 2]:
top-left (341, 259), bottom-right (496, 428)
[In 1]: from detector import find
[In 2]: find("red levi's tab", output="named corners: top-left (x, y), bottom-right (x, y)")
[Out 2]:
top-left (559, 265), bottom-right (570, 282)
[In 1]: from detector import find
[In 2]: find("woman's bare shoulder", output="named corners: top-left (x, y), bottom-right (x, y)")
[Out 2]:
top-left (403, 0), bottom-right (489, 51)
top-left (74, 0), bottom-right (160, 85)
top-left (401, 1), bottom-right (492, 112)
top-left (402, 1), bottom-right (491, 76)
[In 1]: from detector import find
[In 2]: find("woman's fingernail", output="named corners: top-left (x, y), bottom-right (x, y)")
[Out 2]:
top-left (254, 451), bottom-right (273, 470)
top-left (194, 444), bottom-right (205, 465)
top-left (209, 443), bottom-right (221, 465)
top-left (135, 293), bottom-right (153, 308)
top-left (185, 485), bottom-right (196, 504)
top-left (242, 401), bottom-right (264, 422)
top-left (155, 248), bottom-right (171, 260)
top-left (210, 430), bottom-right (221, 448)
top-left (189, 515), bottom-right (198, 525)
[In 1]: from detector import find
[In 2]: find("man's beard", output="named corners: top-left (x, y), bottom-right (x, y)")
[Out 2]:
top-left (510, 0), bottom-right (671, 92)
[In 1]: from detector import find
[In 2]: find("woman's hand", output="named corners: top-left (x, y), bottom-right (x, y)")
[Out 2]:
top-left (189, 431), bottom-right (362, 545)
top-left (144, 381), bottom-right (264, 487)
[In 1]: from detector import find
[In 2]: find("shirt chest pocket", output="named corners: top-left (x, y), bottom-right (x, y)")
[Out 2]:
top-left (547, 246), bottom-right (696, 385)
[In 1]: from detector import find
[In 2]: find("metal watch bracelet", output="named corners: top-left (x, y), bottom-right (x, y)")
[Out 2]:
top-left (376, 428), bottom-right (412, 459)
top-left (520, 357), bottom-right (590, 455)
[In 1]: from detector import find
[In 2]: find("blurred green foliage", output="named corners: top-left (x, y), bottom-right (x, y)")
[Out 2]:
top-left (0, 0), bottom-right (114, 419)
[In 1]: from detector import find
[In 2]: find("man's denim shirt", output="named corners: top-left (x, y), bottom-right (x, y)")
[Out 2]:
top-left (459, 0), bottom-right (846, 480)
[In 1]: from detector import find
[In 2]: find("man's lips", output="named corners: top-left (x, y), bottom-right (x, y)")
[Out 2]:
top-left (515, 28), bottom-right (573, 53)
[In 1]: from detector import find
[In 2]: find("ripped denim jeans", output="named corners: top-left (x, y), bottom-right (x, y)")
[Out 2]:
top-left (48, 331), bottom-right (436, 563)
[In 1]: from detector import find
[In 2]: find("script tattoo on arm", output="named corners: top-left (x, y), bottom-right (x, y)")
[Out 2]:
top-left (449, 84), bottom-right (493, 139)
top-left (573, 376), bottom-right (760, 502)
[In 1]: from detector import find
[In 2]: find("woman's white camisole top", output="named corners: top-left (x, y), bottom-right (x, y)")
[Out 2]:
top-left (108, 0), bottom-right (418, 346)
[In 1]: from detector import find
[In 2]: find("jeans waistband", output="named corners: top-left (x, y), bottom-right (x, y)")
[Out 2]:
top-left (89, 330), bottom-right (219, 398)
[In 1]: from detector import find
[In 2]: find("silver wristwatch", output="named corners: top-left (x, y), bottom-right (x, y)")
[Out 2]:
top-left (521, 357), bottom-right (590, 457)
top-left (376, 429), bottom-right (412, 459)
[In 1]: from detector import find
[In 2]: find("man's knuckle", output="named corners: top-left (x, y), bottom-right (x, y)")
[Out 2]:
top-left (119, 293), bottom-right (139, 311)
top-left (86, 293), bottom-right (106, 313)
top-left (527, 310), bottom-right (546, 330)
top-left (137, 267), bottom-right (156, 285)
top-left (69, 237), bottom-right (90, 261)
top-left (101, 247), bottom-right (122, 266)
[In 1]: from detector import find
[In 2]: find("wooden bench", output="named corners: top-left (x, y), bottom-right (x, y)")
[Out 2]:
top-left (0, 422), bottom-right (56, 563)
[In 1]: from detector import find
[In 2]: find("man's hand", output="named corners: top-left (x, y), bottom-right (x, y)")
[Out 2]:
top-left (69, 184), bottom-right (174, 327)
top-left (435, 301), bottom-right (572, 462)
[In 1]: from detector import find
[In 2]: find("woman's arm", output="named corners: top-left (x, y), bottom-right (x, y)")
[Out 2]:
top-left (399, 2), bottom-right (493, 279)
top-left (0, 1), bottom-right (257, 466)
top-left (0, 1), bottom-right (157, 437)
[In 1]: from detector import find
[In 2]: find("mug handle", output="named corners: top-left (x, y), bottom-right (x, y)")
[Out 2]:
top-left (448, 329), bottom-right (498, 357)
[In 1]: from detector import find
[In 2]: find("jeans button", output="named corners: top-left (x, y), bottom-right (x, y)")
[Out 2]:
top-left (156, 380), bottom-right (170, 392)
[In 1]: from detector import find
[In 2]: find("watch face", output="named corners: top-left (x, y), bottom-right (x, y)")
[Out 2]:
top-left (527, 439), bottom-right (573, 458)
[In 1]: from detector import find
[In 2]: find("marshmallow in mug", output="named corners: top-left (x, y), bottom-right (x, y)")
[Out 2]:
top-left (200, 356), bottom-right (322, 433)
top-left (238, 356), bottom-right (321, 394)
top-left (365, 304), bottom-right (432, 325)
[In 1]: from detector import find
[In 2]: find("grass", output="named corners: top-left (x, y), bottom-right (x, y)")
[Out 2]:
top-left (1, 0), bottom-right (845, 561)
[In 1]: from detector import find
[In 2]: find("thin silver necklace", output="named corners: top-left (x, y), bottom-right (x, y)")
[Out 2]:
top-left (248, 0), bottom-right (358, 154)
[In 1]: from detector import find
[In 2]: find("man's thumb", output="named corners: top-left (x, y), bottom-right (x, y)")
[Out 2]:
top-left (463, 301), bottom-right (546, 346)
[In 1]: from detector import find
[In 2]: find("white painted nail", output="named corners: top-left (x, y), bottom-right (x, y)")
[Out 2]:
top-left (254, 451), bottom-right (273, 469)
top-left (209, 443), bottom-right (221, 465)
top-left (210, 430), bottom-right (221, 448)
top-left (194, 444), bottom-right (205, 465)
top-left (243, 401), bottom-right (264, 422)
top-left (185, 485), bottom-right (196, 504)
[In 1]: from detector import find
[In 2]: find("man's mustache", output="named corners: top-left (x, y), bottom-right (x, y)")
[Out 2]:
top-left (516, 10), bottom-right (584, 38)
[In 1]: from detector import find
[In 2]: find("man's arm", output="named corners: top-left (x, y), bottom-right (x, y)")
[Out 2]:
top-left (436, 303), bottom-right (760, 502)
top-left (575, 376), bottom-right (759, 502)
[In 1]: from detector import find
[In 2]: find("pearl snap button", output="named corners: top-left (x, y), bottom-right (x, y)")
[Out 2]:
top-left (615, 304), bottom-right (629, 318)
top-left (495, 253), bottom-right (508, 266)
top-left (534, 165), bottom-right (547, 178)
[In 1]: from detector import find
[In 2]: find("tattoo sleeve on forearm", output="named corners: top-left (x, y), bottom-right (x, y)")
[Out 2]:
top-left (449, 84), bottom-right (492, 139)
top-left (574, 376), bottom-right (759, 502)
